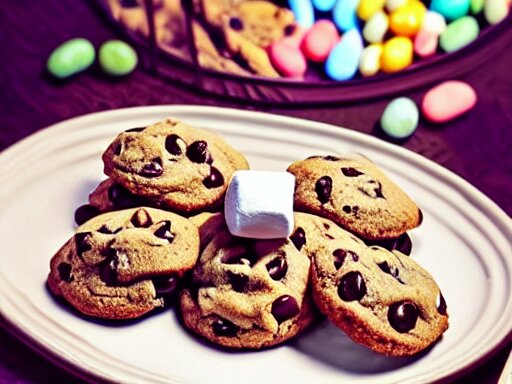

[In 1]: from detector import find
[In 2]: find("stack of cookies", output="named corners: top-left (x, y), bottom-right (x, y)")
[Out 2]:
top-left (48, 117), bottom-right (448, 357)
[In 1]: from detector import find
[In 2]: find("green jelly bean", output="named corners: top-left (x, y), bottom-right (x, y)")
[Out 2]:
top-left (99, 40), bottom-right (138, 76)
top-left (470, 0), bottom-right (484, 14)
top-left (47, 38), bottom-right (95, 79)
top-left (380, 97), bottom-right (419, 139)
top-left (439, 16), bottom-right (480, 53)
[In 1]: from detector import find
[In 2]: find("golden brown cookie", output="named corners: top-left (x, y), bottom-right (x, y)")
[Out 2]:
top-left (102, 118), bottom-right (249, 214)
top-left (287, 155), bottom-right (422, 240)
top-left (48, 207), bottom-right (200, 319)
top-left (180, 213), bottom-right (315, 349)
top-left (290, 213), bottom-right (449, 356)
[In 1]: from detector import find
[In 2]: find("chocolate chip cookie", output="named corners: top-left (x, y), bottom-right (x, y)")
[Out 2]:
top-left (48, 207), bottom-right (200, 319)
top-left (180, 213), bottom-right (315, 349)
top-left (199, 0), bottom-right (294, 77)
top-left (290, 213), bottom-right (449, 356)
top-left (287, 155), bottom-right (422, 240)
top-left (102, 118), bottom-right (249, 214)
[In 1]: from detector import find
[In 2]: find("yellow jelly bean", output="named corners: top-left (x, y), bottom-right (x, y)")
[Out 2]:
top-left (357, 0), bottom-right (385, 21)
top-left (389, 0), bottom-right (426, 37)
top-left (381, 36), bottom-right (413, 73)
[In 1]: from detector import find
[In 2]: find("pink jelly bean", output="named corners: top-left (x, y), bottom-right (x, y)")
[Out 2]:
top-left (268, 40), bottom-right (307, 78)
top-left (422, 81), bottom-right (477, 123)
top-left (414, 30), bottom-right (438, 58)
top-left (281, 24), bottom-right (307, 48)
top-left (301, 20), bottom-right (339, 62)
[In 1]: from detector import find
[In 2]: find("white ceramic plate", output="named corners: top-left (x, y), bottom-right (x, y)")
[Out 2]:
top-left (0, 106), bottom-right (511, 384)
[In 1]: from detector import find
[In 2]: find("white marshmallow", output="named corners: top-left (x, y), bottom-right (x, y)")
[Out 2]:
top-left (224, 170), bottom-right (295, 239)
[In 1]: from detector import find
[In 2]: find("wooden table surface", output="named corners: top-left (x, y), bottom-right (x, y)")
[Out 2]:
top-left (0, 1), bottom-right (510, 383)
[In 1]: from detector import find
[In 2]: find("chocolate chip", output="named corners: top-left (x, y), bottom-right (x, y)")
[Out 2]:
top-left (377, 261), bottom-right (405, 284)
top-left (124, 127), bottom-right (144, 133)
top-left (186, 140), bottom-right (212, 164)
top-left (108, 184), bottom-right (138, 208)
top-left (57, 262), bottom-right (73, 282)
top-left (323, 223), bottom-right (330, 230)
top-left (333, 249), bottom-right (358, 270)
top-left (153, 275), bottom-right (179, 299)
top-left (315, 176), bottom-right (332, 204)
top-left (341, 167), bottom-right (364, 177)
top-left (203, 167), bottom-right (224, 189)
top-left (367, 233), bottom-right (412, 256)
top-left (165, 134), bottom-right (184, 155)
top-left (227, 271), bottom-right (248, 292)
top-left (221, 249), bottom-right (258, 267)
top-left (113, 142), bottom-right (122, 156)
top-left (338, 271), bottom-right (366, 301)
top-left (290, 227), bottom-right (306, 251)
top-left (229, 17), bottom-right (244, 31)
top-left (74, 204), bottom-right (100, 226)
top-left (284, 24), bottom-right (296, 36)
top-left (437, 292), bottom-right (447, 315)
top-left (323, 156), bottom-right (340, 161)
top-left (342, 205), bottom-right (351, 214)
top-left (154, 220), bottom-right (174, 242)
top-left (74, 232), bottom-right (92, 256)
top-left (418, 209), bottom-right (423, 225)
top-left (98, 259), bottom-right (117, 286)
top-left (388, 301), bottom-right (419, 333)
top-left (140, 158), bottom-right (163, 178)
top-left (212, 318), bottom-right (238, 337)
top-left (359, 181), bottom-right (384, 199)
top-left (271, 295), bottom-right (300, 323)
top-left (266, 256), bottom-right (288, 280)
top-left (131, 208), bottom-right (152, 228)
top-left (97, 225), bottom-right (122, 234)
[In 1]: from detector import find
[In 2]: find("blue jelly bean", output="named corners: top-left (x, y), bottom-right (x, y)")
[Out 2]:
top-left (430, 0), bottom-right (470, 20)
top-left (325, 29), bottom-right (363, 81)
top-left (333, 0), bottom-right (360, 31)
top-left (288, 0), bottom-right (315, 28)
top-left (312, 0), bottom-right (337, 12)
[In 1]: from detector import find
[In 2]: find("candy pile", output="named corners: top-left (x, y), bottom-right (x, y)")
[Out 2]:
top-left (268, 0), bottom-right (511, 80)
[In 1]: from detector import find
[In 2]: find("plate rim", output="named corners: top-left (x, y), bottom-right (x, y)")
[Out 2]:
top-left (0, 105), bottom-right (511, 384)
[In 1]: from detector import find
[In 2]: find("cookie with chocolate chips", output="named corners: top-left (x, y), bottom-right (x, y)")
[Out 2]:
top-left (180, 213), bottom-right (315, 349)
top-left (290, 213), bottom-right (449, 356)
top-left (287, 155), bottom-right (422, 241)
top-left (199, 0), bottom-right (295, 77)
top-left (101, 118), bottom-right (249, 214)
top-left (48, 207), bottom-right (200, 320)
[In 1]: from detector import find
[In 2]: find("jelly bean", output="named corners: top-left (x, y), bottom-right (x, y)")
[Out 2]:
top-left (421, 10), bottom-right (447, 36)
top-left (333, 0), bottom-right (360, 32)
top-left (381, 36), bottom-right (413, 73)
top-left (470, 0), bottom-right (485, 13)
top-left (414, 30), bottom-right (438, 57)
top-left (363, 10), bottom-right (389, 43)
top-left (484, 0), bottom-right (510, 24)
top-left (359, 44), bottom-right (383, 77)
top-left (301, 20), bottom-right (339, 62)
top-left (430, 0), bottom-right (470, 21)
top-left (289, 0), bottom-right (315, 28)
top-left (312, 0), bottom-right (337, 12)
top-left (385, 0), bottom-right (407, 12)
top-left (389, 0), bottom-right (427, 37)
top-left (422, 81), bottom-right (477, 123)
top-left (99, 40), bottom-right (138, 76)
top-left (381, 97), bottom-right (419, 139)
top-left (325, 29), bottom-right (363, 80)
top-left (268, 40), bottom-right (307, 78)
top-left (439, 16), bottom-right (479, 53)
top-left (47, 38), bottom-right (95, 79)
top-left (357, 0), bottom-right (385, 21)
